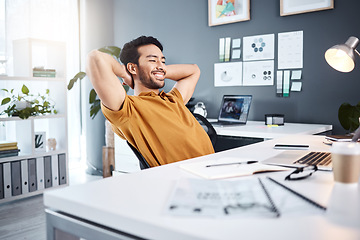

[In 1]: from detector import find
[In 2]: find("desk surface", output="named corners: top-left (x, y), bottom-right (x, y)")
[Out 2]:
top-left (210, 120), bottom-right (332, 139)
top-left (44, 135), bottom-right (359, 240)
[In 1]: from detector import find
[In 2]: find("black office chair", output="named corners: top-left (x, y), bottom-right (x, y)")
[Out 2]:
top-left (126, 141), bottom-right (151, 170)
top-left (192, 113), bottom-right (217, 148)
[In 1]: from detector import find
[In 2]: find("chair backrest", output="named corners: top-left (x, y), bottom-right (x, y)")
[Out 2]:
top-left (126, 141), bottom-right (151, 170)
top-left (193, 113), bottom-right (217, 148)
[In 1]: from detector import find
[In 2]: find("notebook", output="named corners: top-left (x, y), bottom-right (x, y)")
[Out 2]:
top-left (180, 157), bottom-right (289, 179)
top-left (262, 150), bottom-right (332, 171)
top-left (212, 95), bottom-right (252, 126)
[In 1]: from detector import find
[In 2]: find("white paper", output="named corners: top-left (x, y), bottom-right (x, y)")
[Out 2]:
top-left (276, 70), bottom-right (283, 95)
top-left (291, 70), bottom-right (302, 80)
top-left (232, 38), bottom-right (241, 48)
top-left (214, 62), bottom-right (243, 87)
top-left (232, 49), bottom-right (241, 59)
top-left (243, 60), bottom-right (274, 86)
top-left (166, 178), bottom-right (279, 218)
top-left (291, 81), bottom-right (302, 92)
top-left (219, 38), bottom-right (225, 62)
top-left (225, 37), bottom-right (231, 61)
top-left (278, 31), bottom-right (303, 69)
top-left (283, 70), bottom-right (290, 97)
top-left (243, 34), bottom-right (275, 61)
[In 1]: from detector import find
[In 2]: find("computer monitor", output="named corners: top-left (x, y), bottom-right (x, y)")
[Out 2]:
top-left (217, 95), bottom-right (252, 125)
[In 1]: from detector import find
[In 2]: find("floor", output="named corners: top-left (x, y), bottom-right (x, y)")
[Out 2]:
top-left (0, 166), bottom-right (102, 240)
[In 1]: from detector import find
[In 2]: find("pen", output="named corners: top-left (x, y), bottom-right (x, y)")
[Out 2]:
top-left (206, 161), bottom-right (258, 167)
top-left (267, 177), bottom-right (327, 211)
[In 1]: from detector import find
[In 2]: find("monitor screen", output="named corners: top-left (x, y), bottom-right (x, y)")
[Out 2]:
top-left (218, 95), bottom-right (252, 123)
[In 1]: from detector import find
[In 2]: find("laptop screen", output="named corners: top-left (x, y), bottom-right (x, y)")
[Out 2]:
top-left (218, 95), bottom-right (252, 123)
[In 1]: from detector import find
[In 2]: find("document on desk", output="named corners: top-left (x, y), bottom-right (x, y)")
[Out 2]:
top-left (166, 177), bottom-right (280, 218)
top-left (180, 157), bottom-right (288, 179)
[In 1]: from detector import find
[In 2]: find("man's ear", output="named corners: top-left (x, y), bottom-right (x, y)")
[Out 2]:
top-left (127, 63), bottom-right (137, 75)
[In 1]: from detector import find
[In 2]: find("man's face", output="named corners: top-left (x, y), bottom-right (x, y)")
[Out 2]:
top-left (136, 44), bottom-right (167, 90)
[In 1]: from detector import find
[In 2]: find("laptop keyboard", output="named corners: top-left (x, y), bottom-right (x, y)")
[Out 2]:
top-left (293, 152), bottom-right (332, 166)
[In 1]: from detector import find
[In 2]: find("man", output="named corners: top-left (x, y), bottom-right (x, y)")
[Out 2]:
top-left (86, 36), bottom-right (214, 167)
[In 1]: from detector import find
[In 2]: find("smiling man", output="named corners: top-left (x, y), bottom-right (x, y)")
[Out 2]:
top-left (86, 36), bottom-right (214, 167)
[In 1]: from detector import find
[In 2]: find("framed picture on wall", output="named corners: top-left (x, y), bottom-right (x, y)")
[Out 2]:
top-left (280, 0), bottom-right (334, 16)
top-left (208, 0), bottom-right (250, 27)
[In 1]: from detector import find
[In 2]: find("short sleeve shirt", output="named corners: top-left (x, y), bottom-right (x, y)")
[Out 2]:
top-left (101, 88), bottom-right (214, 167)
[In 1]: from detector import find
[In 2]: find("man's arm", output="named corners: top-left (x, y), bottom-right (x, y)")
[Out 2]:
top-left (86, 50), bottom-right (132, 111)
top-left (166, 64), bottom-right (200, 104)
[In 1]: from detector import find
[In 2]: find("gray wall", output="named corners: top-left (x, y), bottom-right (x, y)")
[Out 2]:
top-left (114, 0), bottom-right (360, 134)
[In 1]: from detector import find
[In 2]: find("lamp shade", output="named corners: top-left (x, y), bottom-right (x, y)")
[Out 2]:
top-left (325, 36), bottom-right (360, 73)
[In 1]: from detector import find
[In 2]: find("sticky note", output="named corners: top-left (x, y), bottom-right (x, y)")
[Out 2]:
top-left (291, 81), bottom-right (302, 91)
top-left (232, 38), bottom-right (241, 48)
top-left (291, 70), bottom-right (302, 80)
top-left (232, 49), bottom-right (241, 59)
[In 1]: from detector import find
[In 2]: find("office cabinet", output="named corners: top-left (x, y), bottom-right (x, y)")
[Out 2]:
top-left (0, 38), bottom-right (68, 204)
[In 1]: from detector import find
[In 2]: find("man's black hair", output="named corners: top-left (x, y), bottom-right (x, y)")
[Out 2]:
top-left (120, 36), bottom-right (163, 66)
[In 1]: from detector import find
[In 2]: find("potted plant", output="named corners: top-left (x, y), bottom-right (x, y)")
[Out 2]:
top-left (0, 84), bottom-right (57, 119)
top-left (338, 102), bottom-right (360, 133)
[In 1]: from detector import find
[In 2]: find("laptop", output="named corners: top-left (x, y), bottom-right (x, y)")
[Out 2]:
top-left (212, 95), bottom-right (252, 126)
top-left (262, 150), bottom-right (332, 171)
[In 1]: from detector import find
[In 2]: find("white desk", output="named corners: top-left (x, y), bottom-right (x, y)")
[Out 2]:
top-left (114, 121), bottom-right (332, 172)
top-left (212, 120), bottom-right (332, 139)
top-left (44, 135), bottom-right (360, 240)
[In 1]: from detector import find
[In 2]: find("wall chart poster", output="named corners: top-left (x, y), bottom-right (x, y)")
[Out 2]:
top-left (278, 31), bottom-right (303, 69)
top-left (243, 34), bottom-right (275, 61)
top-left (214, 62), bottom-right (243, 87)
top-left (243, 60), bottom-right (274, 86)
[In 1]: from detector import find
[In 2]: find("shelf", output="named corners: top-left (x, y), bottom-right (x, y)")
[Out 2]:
top-left (0, 149), bottom-right (67, 164)
top-left (0, 114), bottom-right (66, 122)
top-left (0, 76), bottom-right (66, 82)
top-left (0, 37), bottom-right (68, 203)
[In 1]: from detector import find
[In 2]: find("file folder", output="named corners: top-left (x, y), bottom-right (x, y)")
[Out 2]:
top-left (58, 153), bottom-right (67, 185)
top-left (51, 154), bottom-right (59, 187)
top-left (21, 160), bottom-right (29, 194)
top-left (0, 163), bottom-right (4, 199)
top-left (3, 162), bottom-right (11, 198)
top-left (44, 156), bottom-right (52, 188)
top-left (28, 158), bottom-right (37, 192)
top-left (11, 161), bottom-right (22, 196)
top-left (36, 157), bottom-right (45, 190)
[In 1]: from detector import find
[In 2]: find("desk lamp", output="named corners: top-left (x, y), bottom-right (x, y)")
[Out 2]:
top-left (325, 36), bottom-right (360, 141)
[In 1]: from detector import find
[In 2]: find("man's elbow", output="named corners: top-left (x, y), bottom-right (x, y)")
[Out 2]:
top-left (193, 64), bottom-right (201, 81)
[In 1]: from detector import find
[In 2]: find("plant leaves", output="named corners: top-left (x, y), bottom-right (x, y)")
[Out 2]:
top-left (1, 97), bottom-right (10, 105)
top-left (67, 71), bottom-right (86, 90)
top-left (89, 88), bottom-right (97, 103)
top-left (98, 46), bottom-right (121, 59)
top-left (338, 102), bottom-right (360, 132)
top-left (90, 99), bottom-right (101, 119)
top-left (21, 85), bottom-right (29, 95)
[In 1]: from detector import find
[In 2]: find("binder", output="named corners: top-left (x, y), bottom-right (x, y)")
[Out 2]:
top-left (28, 158), bottom-right (37, 192)
top-left (21, 160), bottom-right (29, 194)
top-left (0, 164), bottom-right (4, 199)
top-left (3, 162), bottom-right (11, 198)
top-left (58, 153), bottom-right (67, 185)
top-left (36, 157), bottom-right (45, 190)
top-left (51, 154), bottom-right (59, 187)
top-left (11, 161), bottom-right (22, 196)
top-left (43, 156), bottom-right (52, 188)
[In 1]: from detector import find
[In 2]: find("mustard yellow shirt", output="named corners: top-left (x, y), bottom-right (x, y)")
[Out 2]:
top-left (101, 88), bottom-right (214, 167)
